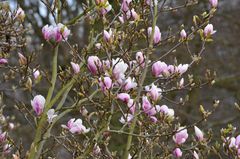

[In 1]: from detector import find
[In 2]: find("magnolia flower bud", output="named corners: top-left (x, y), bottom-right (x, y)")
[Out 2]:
top-left (121, 0), bottom-right (132, 12)
top-left (209, 0), bottom-right (218, 8)
top-left (18, 53), bottom-right (27, 65)
top-left (9, 123), bottom-right (14, 130)
top-left (194, 126), bottom-right (204, 141)
top-left (31, 95), bottom-right (46, 116)
top-left (99, 1), bottom-right (112, 15)
top-left (204, 24), bottom-right (216, 37)
top-left (145, 83), bottom-right (162, 101)
top-left (0, 132), bottom-right (7, 143)
top-left (95, 43), bottom-right (101, 49)
top-left (136, 52), bottom-right (145, 67)
top-left (70, 62), bottom-right (80, 74)
top-left (142, 96), bottom-right (156, 116)
top-left (173, 148), bottom-right (182, 158)
top-left (87, 56), bottom-right (102, 75)
top-left (118, 15), bottom-right (125, 24)
top-left (0, 58), bottom-right (8, 64)
top-left (33, 69), bottom-right (40, 80)
top-left (180, 29), bottom-right (187, 39)
top-left (148, 26), bottom-right (161, 44)
top-left (103, 29), bottom-right (113, 42)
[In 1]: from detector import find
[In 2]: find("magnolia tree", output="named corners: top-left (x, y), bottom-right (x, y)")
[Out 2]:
top-left (0, 0), bottom-right (240, 158)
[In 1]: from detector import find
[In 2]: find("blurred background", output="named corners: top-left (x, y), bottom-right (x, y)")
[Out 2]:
top-left (1, 0), bottom-right (240, 158)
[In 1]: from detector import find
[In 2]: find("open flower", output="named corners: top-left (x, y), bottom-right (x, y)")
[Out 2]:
top-left (112, 58), bottom-right (128, 81)
top-left (99, 1), bottom-right (112, 15)
top-left (145, 83), bottom-right (162, 101)
top-left (119, 114), bottom-right (134, 124)
top-left (103, 28), bottom-right (113, 42)
top-left (142, 96), bottom-right (156, 116)
top-left (47, 109), bottom-right (58, 123)
top-left (173, 127), bottom-right (188, 145)
top-left (124, 77), bottom-right (137, 91)
top-left (117, 93), bottom-right (131, 103)
top-left (152, 61), bottom-right (168, 77)
top-left (62, 118), bottom-right (90, 134)
top-left (31, 95), bottom-right (46, 116)
top-left (204, 24), bottom-right (216, 37)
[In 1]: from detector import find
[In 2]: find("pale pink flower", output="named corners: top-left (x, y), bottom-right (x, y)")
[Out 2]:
top-left (0, 58), bottom-right (8, 64)
top-left (142, 96), bottom-right (156, 116)
top-left (159, 105), bottom-right (175, 118)
top-left (173, 148), bottom-right (182, 158)
top-left (121, 0), bottom-right (132, 12)
top-left (47, 109), bottom-right (57, 123)
top-left (177, 64), bottom-right (189, 75)
top-left (126, 9), bottom-right (139, 21)
top-left (118, 15), bottom-right (125, 24)
top-left (0, 132), bottom-right (7, 143)
top-left (18, 53), bottom-right (27, 65)
top-left (209, 0), bottom-right (218, 7)
top-left (173, 127), bottom-right (188, 145)
top-left (100, 1), bottom-right (112, 15)
top-left (117, 93), bottom-right (130, 103)
top-left (95, 43), bottom-right (101, 49)
top-left (70, 62), bottom-right (80, 74)
top-left (152, 61), bottom-right (168, 77)
top-left (145, 83), bottom-right (162, 101)
top-left (124, 77), bottom-right (137, 91)
top-left (62, 118), bottom-right (90, 134)
top-left (194, 126), bottom-right (204, 141)
top-left (136, 51), bottom-right (145, 67)
top-left (148, 26), bottom-right (161, 44)
top-left (180, 29), bottom-right (187, 39)
top-left (119, 113), bottom-right (134, 124)
top-left (99, 76), bottom-right (112, 92)
top-left (204, 24), bottom-right (216, 37)
top-left (103, 29), bottom-right (113, 42)
top-left (127, 99), bottom-right (135, 114)
top-left (33, 69), bottom-right (40, 80)
top-left (179, 78), bottom-right (184, 88)
top-left (87, 56), bottom-right (102, 75)
top-left (42, 25), bottom-right (55, 41)
top-left (31, 95), bottom-right (46, 116)
top-left (112, 58), bottom-right (128, 81)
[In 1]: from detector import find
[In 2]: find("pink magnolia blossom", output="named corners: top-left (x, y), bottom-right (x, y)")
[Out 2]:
top-left (3, 144), bottom-right (11, 154)
top-left (62, 118), bottom-right (90, 134)
top-left (121, 0), bottom-right (132, 12)
top-left (103, 29), bottom-right (113, 42)
top-left (145, 83), bottom-right (162, 101)
top-left (126, 9), bottom-right (139, 21)
top-left (112, 58), bottom-right (128, 81)
top-left (173, 148), bottom-right (182, 158)
top-left (117, 93), bottom-right (130, 103)
top-left (209, 0), bottom-right (218, 7)
top-left (87, 56), bottom-right (102, 75)
top-left (152, 61), bottom-right (168, 77)
top-left (173, 127), bottom-right (188, 145)
top-left (204, 24), bottom-right (216, 37)
top-left (119, 113), bottom-right (134, 124)
top-left (99, 76), bottom-right (112, 92)
top-left (142, 96), bottom-right (156, 116)
top-left (159, 105), bottom-right (175, 118)
top-left (47, 109), bottom-right (57, 123)
top-left (0, 58), bottom-right (8, 64)
top-left (148, 26), bottom-right (161, 44)
top-left (194, 126), bottom-right (204, 141)
top-left (0, 132), bottom-right (7, 143)
top-left (33, 69), bottom-right (40, 80)
top-left (95, 43), bottom-right (101, 49)
top-left (127, 99), bottom-right (135, 114)
top-left (31, 95), bottom-right (46, 116)
top-left (136, 52), bottom-right (145, 67)
top-left (118, 15), bottom-right (125, 24)
top-left (177, 64), bottom-right (189, 75)
top-left (180, 29), bottom-right (187, 39)
top-left (179, 78), bottom-right (184, 88)
top-left (42, 25), bottom-right (55, 41)
top-left (100, 1), bottom-right (112, 15)
top-left (124, 77), bottom-right (137, 91)
top-left (56, 23), bottom-right (70, 40)
top-left (70, 62), bottom-right (80, 74)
